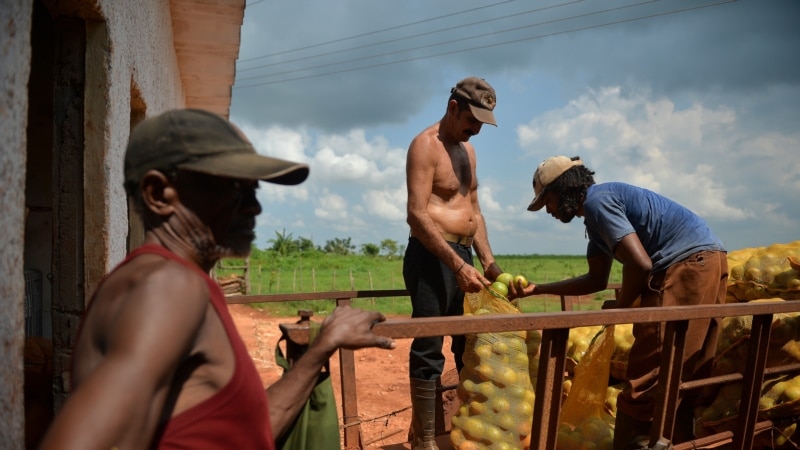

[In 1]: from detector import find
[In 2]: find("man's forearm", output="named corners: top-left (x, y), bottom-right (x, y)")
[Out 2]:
top-left (472, 214), bottom-right (500, 278)
top-left (535, 274), bottom-right (605, 297)
top-left (266, 344), bottom-right (334, 438)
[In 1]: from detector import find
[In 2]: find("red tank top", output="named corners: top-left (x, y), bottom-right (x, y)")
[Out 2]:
top-left (79, 244), bottom-right (275, 449)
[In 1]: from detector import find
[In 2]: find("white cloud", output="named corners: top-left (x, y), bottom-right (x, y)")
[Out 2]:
top-left (311, 130), bottom-right (406, 185)
top-left (237, 123), bottom-right (312, 163)
top-left (362, 186), bottom-right (407, 221)
top-left (235, 1), bottom-right (800, 255)
top-left (314, 189), bottom-right (349, 221)
top-left (516, 86), bottom-right (771, 222)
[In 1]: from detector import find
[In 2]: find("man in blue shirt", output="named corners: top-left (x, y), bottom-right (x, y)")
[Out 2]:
top-left (510, 155), bottom-right (728, 449)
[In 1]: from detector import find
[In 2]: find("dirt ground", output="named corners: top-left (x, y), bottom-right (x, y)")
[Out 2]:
top-left (229, 304), bottom-right (460, 450)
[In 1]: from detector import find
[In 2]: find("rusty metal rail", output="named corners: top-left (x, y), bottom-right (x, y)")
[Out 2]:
top-left (228, 288), bottom-right (800, 450)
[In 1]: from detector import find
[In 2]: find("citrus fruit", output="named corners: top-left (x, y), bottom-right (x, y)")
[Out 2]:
top-left (496, 272), bottom-right (514, 286)
top-left (490, 281), bottom-right (509, 297)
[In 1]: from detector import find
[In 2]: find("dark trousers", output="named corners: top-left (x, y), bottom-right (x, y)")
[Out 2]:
top-left (403, 237), bottom-right (471, 380)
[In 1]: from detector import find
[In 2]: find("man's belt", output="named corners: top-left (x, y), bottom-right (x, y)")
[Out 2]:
top-left (410, 230), bottom-right (474, 247)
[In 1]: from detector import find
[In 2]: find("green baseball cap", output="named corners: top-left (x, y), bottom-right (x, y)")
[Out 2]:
top-left (124, 108), bottom-right (309, 188)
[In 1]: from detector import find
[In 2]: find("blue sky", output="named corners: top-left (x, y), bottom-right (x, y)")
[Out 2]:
top-left (230, 0), bottom-right (799, 256)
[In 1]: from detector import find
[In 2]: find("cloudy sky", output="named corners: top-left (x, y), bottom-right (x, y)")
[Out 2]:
top-left (230, 0), bottom-right (799, 256)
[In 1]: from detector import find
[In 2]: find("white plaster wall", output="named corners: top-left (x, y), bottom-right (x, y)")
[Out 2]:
top-left (0, 1), bottom-right (33, 446)
top-left (2, 0), bottom-right (237, 445)
top-left (84, 0), bottom-right (186, 294)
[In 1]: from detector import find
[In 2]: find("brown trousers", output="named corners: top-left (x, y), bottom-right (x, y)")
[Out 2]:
top-left (617, 250), bottom-right (729, 420)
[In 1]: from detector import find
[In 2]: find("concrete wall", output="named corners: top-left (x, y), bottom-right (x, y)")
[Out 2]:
top-left (1, 1), bottom-right (34, 446)
top-left (1, 0), bottom-right (241, 447)
top-left (81, 0), bottom-right (185, 294)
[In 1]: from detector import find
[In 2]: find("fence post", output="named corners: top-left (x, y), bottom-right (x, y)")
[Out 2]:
top-left (368, 270), bottom-right (375, 307)
top-left (335, 297), bottom-right (362, 449)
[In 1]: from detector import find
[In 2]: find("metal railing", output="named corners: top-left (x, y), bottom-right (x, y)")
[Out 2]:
top-left (228, 287), bottom-right (800, 450)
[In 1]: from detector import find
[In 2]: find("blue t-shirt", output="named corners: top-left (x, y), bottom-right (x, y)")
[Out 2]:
top-left (583, 182), bottom-right (725, 273)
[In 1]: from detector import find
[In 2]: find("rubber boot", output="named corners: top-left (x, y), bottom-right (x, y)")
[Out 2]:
top-left (409, 378), bottom-right (439, 450)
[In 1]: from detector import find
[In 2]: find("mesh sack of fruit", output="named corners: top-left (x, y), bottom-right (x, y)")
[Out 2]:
top-left (758, 373), bottom-right (800, 420)
top-left (695, 381), bottom-right (742, 433)
top-left (754, 418), bottom-right (798, 450)
top-left (710, 312), bottom-right (755, 376)
top-left (712, 304), bottom-right (800, 377)
top-left (451, 288), bottom-right (540, 450)
top-left (556, 325), bottom-right (616, 450)
top-left (697, 374), bottom-right (800, 446)
top-left (603, 382), bottom-right (625, 419)
top-left (726, 241), bottom-right (800, 302)
top-left (563, 325), bottom-right (603, 376)
top-left (609, 323), bottom-right (634, 381)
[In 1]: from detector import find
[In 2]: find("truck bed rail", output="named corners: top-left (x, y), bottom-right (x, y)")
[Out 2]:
top-left (229, 288), bottom-right (800, 450)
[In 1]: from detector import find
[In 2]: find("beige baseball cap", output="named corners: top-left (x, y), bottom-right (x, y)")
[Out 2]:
top-left (527, 156), bottom-right (584, 211)
top-left (450, 77), bottom-right (497, 126)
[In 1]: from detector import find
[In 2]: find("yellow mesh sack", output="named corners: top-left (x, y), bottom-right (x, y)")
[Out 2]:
top-left (712, 300), bottom-right (800, 377)
top-left (564, 326), bottom-right (603, 376)
top-left (450, 288), bottom-right (540, 450)
top-left (727, 241), bottom-right (800, 302)
top-left (557, 325), bottom-right (616, 450)
top-left (609, 323), bottom-right (634, 381)
top-left (696, 374), bottom-right (800, 446)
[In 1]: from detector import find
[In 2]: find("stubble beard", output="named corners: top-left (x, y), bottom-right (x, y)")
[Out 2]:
top-left (557, 203), bottom-right (578, 224)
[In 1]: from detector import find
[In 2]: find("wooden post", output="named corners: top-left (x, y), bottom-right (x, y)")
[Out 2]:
top-left (368, 270), bottom-right (374, 306)
top-left (244, 257), bottom-right (250, 294)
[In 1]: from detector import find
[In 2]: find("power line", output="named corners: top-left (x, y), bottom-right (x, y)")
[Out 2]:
top-left (237, 0), bottom-right (517, 63)
top-left (236, 0), bottom-right (652, 84)
top-left (234, 0), bottom-right (733, 90)
top-left (238, 0), bottom-right (639, 82)
top-left (237, 0), bottom-right (581, 74)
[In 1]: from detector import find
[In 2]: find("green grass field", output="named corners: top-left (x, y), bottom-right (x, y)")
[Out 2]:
top-left (217, 252), bottom-right (622, 317)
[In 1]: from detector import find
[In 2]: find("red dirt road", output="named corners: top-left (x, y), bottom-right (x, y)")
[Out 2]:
top-left (229, 304), bottom-right (459, 449)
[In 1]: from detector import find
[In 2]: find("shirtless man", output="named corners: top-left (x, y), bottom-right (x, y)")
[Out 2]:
top-left (39, 109), bottom-right (395, 449)
top-left (403, 77), bottom-right (503, 449)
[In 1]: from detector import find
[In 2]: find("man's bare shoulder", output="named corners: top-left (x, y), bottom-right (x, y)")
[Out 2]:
top-left (74, 251), bottom-right (211, 383)
top-left (96, 252), bottom-right (209, 313)
top-left (409, 123), bottom-right (442, 148)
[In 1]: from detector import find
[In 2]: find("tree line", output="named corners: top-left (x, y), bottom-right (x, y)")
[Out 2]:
top-left (263, 229), bottom-right (405, 258)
